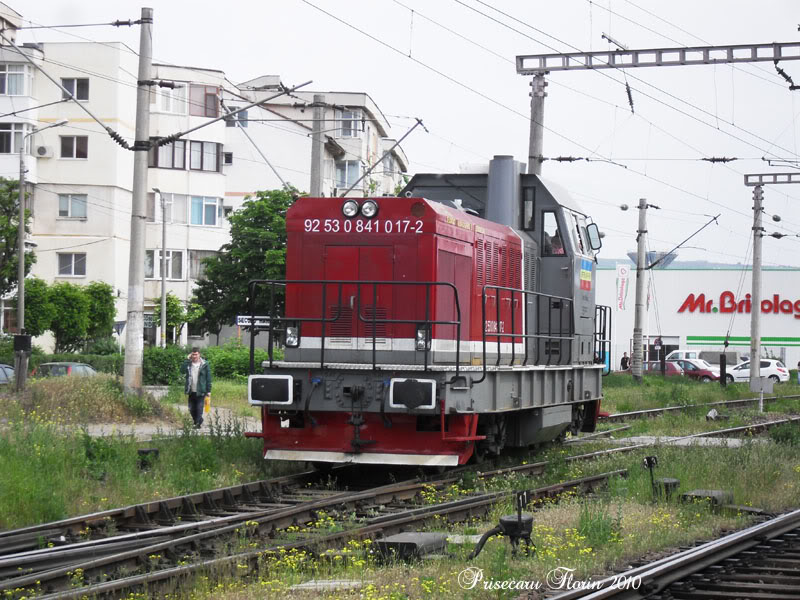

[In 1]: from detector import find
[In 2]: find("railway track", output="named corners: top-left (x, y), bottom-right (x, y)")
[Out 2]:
top-left (0, 466), bottom-right (625, 598)
top-left (601, 393), bottom-right (800, 423)
top-left (548, 509), bottom-right (800, 599)
top-left (3, 416), bottom-right (797, 598)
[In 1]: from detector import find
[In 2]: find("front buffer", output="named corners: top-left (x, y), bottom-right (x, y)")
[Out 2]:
top-left (245, 373), bottom-right (480, 466)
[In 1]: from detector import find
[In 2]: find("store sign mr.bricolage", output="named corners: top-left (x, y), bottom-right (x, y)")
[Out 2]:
top-left (678, 291), bottom-right (800, 318)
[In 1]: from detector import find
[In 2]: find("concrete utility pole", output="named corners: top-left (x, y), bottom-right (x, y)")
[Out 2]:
top-left (310, 94), bottom-right (325, 196)
top-left (123, 7), bottom-right (153, 395)
top-left (527, 74), bottom-right (547, 176)
top-left (631, 198), bottom-right (648, 383)
top-left (749, 185), bottom-right (764, 387)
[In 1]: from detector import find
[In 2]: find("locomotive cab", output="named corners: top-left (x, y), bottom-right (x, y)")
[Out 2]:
top-left (246, 155), bottom-right (609, 466)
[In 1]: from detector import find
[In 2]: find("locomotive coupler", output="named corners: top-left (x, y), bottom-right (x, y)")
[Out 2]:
top-left (469, 491), bottom-right (535, 559)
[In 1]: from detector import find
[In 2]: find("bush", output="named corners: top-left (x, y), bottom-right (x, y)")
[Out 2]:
top-left (202, 340), bottom-right (274, 379)
top-left (142, 345), bottom-right (189, 385)
top-left (85, 336), bottom-right (122, 355)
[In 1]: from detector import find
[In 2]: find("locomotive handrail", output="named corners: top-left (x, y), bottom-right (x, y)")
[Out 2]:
top-left (594, 304), bottom-right (612, 376)
top-left (246, 279), bottom-right (462, 378)
top-left (472, 285), bottom-right (575, 385)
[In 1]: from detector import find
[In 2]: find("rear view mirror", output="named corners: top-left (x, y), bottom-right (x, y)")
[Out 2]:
top-left (586, 223), bottom-right (602, 250)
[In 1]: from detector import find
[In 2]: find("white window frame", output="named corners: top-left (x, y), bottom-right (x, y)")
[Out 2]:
top-left (61, 77), bottom-right (89, 101)
top-left (60, 135), bottom-right (88, 159)
top-left (0, 122), bottom-right (30, 154)
top-left (338, 109), bottom-right (362, 138)
top-left (145, 249), bottom-right (184, 280)
top-left (0, 64), bottom-right (30, 96)
top-left (58, 194), bottom-right (88, 219)
top-left (57, 253), bottom-right (87, 277)
top-left (157, 85), bottom-right (187, 114)
top-left (190, 196), bottom-right (222, 226)
top-left (335, 160), bottom-right (362, 189)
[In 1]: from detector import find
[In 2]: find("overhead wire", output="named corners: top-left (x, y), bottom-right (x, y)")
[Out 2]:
top-left (386, 0), bottom-right (800, 232)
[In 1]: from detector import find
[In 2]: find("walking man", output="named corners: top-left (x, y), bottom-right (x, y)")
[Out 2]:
top-left (181, 347), bottom-right (212, 428)
top-left (620, 352), bottom-right (630, 371)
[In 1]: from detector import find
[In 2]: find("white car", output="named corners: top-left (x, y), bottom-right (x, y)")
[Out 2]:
top-left (727, 359), bottom-right (790, 384)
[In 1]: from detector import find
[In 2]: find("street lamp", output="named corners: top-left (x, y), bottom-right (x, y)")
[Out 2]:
top-left (15, 119), bottom-right (68, 391)
top-left (152, 187), bottom-right (167, 348)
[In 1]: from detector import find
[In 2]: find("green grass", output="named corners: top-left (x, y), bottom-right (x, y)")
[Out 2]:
top-left (163, 379), bottom-right (257, 418)
top-left (602, 372), bottom-right (800, 414)
top-left (160, 439), bottom-right (800, 600)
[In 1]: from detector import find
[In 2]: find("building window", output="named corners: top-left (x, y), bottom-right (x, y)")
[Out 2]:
top-left (382, 154), bottom-right (395, 175)
top-left (190, 196), bottom-right (222, 226)
top-left (223, 152), bottom-right (233, 165)
top-left (338, 109), bottom-right (361, 138)
top-left (189, 141), bottom-right (220, 172)
top-left (147, 192), bottom-right (188, 223)
top-left (148, 138), bottom-right (186, 169)
top-left (145, 249), bottom-right (184, 279)
top-left (225, 108), bottom-right (248, 128)
top-left (58, 253), bottom-right (86, 276)
top-left (61, 77), bottom-right (89, 101)
top-left (189, 249), bottom-right (218, 279)
top-left (60, 136), bottom-right (88, 159)
top-left (58, 194), bottom-right (87, 218)
top-left (152, 85), bottom-right (186, 114)
top-left (0, 64), bottom-right (29, 96)
top-left (189, 84), bottom-right (219, 117)
top-left (335, 160), bottom-right (362, 189)
top-left (0, 122), bottom-right (29, 154)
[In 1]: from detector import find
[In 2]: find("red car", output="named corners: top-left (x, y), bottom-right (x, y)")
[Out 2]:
top-left (673, 359), bottom-right (719, 383)
top-left (644, 361), bottom-right (683, 376)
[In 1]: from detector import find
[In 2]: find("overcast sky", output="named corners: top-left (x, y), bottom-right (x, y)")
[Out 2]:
top-left (17, 1), bottom-right (800, 267)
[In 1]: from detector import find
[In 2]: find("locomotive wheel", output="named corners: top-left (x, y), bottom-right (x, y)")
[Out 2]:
top-left (570, 404), bottom-right (587, 435)
top-left (469, 441), bottom-right (487, 465)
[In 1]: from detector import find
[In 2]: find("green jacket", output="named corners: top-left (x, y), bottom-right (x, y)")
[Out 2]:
top-left (181, 357), bottom-right (212, 396)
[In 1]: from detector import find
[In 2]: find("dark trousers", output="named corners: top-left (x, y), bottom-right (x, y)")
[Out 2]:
top-left (188, 392), bottom-right (204, 426)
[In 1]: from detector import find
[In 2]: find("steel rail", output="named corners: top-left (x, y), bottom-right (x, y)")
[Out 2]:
top-left (548, 508), bottom-right (800, 599)
top-left (30, 470), bottom-right (627, 600)
top-left (5, 415), bottom-right (797, 594)
top-left (0, 466), bottom-right (336, 545)
top-left (602, 394), bottom-right (800, 423)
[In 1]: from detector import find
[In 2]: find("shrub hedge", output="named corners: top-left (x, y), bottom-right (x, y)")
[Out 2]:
top-left (1, 341), bottom-right (277, 385)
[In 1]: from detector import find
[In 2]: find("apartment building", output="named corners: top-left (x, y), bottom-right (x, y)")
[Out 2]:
top-left (3, 8), bottom-right (409, 349)
top-left (230, 80), bottom-right (409, 199)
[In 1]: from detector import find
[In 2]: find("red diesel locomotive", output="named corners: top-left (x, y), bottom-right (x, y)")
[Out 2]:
top-left (247, 156), bottom-right (609, 466)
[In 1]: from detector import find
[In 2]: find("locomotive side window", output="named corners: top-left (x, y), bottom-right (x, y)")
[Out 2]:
top-left (522, 187), bottom-right (535, 231)
top-left (542, 212), bottom-right (565, 256)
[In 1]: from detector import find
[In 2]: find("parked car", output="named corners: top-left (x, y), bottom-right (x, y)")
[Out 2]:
top-left (31, 362), bottom-right (98, 377)
top-left (674, 358), bottom-right (719, 382)
top-left (644, 361), bottom-right (684, 376)
top-left (0, 363), bottom-right (15, 385)
top-left (666, 350), bottom-right (699, 361)
top-left (726, 359), bottom-right (789, 384)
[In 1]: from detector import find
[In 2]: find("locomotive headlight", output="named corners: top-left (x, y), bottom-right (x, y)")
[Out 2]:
top-left (342, 200), bottom-right (359, 218)
top-left (285, 325), bottom-right (300, 348)
top-left (415, 326), bottom-right (430, 350)
top-left (360, 200), bottom-right (379, 218)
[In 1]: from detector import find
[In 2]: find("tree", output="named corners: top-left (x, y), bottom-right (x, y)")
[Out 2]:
top-left (21, 277), bottom-right (55, 337)
top-left (194, 189), bottom-right (295, 330)
top-left (0, 177), bottom-right (36, 298)
top-left (48, 282), bottom-right (90, 353)
top-left (84, 281), bottom-right (115, 341)
top-left (152, 292), bottom-right (187, 342)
